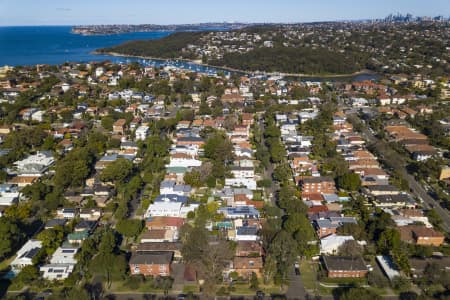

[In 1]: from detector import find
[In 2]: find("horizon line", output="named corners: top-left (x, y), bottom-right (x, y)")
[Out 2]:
top-left (1, 14), bottom-right (448, 27)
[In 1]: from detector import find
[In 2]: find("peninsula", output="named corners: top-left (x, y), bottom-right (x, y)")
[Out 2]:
top-left (97, 18), bottom-right (450, 75)
top-left (72, 22), bottom-right (252, 35)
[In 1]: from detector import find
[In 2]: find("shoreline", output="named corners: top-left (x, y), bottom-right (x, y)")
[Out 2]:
top-left (93, 51), bottom-right (378, 79)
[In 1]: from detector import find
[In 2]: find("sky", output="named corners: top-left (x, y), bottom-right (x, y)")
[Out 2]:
top-left (0, 0), bottom-right (449, 26)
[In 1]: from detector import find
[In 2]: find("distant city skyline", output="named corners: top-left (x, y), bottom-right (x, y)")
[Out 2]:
top-left (1, 0), bottom-right (449, 26)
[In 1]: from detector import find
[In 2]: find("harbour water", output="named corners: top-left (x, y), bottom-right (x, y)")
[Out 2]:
top-left (0, 26), bottom-right (172, 66)
top-left (0, 26), bottom-right (379, 80)
top-left (0, 26), bottom-right (234, 75)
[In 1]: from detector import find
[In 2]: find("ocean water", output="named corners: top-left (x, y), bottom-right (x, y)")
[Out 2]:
top-left (0, 26), bottom-right (172, 66)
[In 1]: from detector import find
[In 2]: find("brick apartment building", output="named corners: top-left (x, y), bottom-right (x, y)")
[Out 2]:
top-left (301, 176), bottom-right (336, 194)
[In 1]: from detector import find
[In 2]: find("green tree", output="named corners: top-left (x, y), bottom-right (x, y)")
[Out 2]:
top-left (54, 147), bottom-right (94, 188)
top-left (377, 228), bottom-right (401, 254)
top-left (267, 230), bottom-right (297, 285)
top-left (37, 226), bottom-right (64, 255)
top-left (257, 179), bottom-right (272, 188)
top-left (180, 224), bottom-right (233, 296)
top-left (263, 255), bottom-right (277, 284)
top-left (338, 240), bottom-right (363, 257)
top-left (21, 182), bottom-right (51, 202)
top-left (89, 229), bottom-right (127, 287)
top-left (0, 218), bottom-right (25, 259)
top-left (116, 219), bottom-right (144, 239)
top-left (2, 127), bottom-right (47, 154)
top-left (391, 276), bottom-right (411, 292)
top-left (184, 170), bottom-right (202, 188)
top-left (100, 158), bottom-right (133, 184)
top-left (204, 132), bottom-right (234, 163)
top-left (198, 101), bottom-right (212, 115)
top-left (249, 272), bottom-right (259, 290)
top-left (13, 265), bottom-right (39, 285)
top-left (337, 173), bottom-right (361, 191)
top-left (273, 163), bottom-right (292, 182)
top-left (277, 186), bottom-right (307, 214)
top-left (337, 222), bottom-right (365, 240)
top-left (4, 203), bottom-right (32, 220)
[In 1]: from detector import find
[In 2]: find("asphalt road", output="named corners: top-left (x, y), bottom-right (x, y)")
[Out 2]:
top-left (258, 115), bottom-right (309, 300)
top-left (285, 268), bottom-right (307, 300)
top-left (358, 122), bottom-right (450, 232)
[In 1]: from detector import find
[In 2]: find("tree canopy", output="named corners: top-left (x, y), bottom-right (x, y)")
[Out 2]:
top-left (100, 158), bottom-right (134, 184)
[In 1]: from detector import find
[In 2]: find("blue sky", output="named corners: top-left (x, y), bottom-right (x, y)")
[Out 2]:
top-left (1, 0), bottom-right (449, 26)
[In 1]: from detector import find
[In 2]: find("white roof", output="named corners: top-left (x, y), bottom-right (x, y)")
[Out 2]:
top-left (146, 201), bottom-right (182, 217)
top-left (320, 234), bottom-right (354, 254)
top-left (14, 152), bottom-right (54, 168)
top-left (50, 246), bottom-right (78, 264)
top-left (11, 239), bottom-right (42, 268)
top-left (376, 255), bottom-right (400, 280)
top-left (0, 194), bottom-right (19, 205)
top-left (136, 126), bottom-right (149, 132)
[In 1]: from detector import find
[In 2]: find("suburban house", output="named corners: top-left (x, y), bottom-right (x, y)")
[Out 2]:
top-left (146, 216), bottom-right (185, 231)
top-left (314, 217), bottom-right (358, 238)
top-left (56, 208), bottom-right (78, 219)
top-left (136, 242), bottom-right (182, 259)
top-left (79, 208), bottom-right (103, 221)
top-left (230, 166), bottom-right (255, 179)
top-left (0, 183), bottom-right (20, 206)
top-left (224, 178), bottom-right (257, 190)
top-left (366, 185), bottom-right (400, 196)
top-left (409, 256), bottom-right (450, 278)
top-left (13, 151), bottom-right (55, 177)
top-left (235, 241), bottom-right (264, 257)
top-left (398, 225), bottom-right (445, 246)
top-left (373, 194), bottom-right (415, 208)
top-left (11, 240), bottom-right (43, 273)
top-left (229, 256), bottom-right (263, 279)
top-left (159, 180), bottom-right (192, 196)
top-left (135, 125), bottom-right (149, 141)
top-left (322, 256), bottom-right (368, 278)
top-left (129, 252), bottom-right (173, 276)
top-left (218, 206), bottom-right (260, 219)
top-left (144, 194), bottom-right (198, 218)
top-left (140, 229), bottom-right (178, 243)
top-left (167, 153), bottom-right (202, 168)
top-left (40, 246), bottom-right (79, 280)
top-left (112, 119), bottom-right (127, 135)
top-left (176, 136), bottom-right (204, 147)
top-left (67, 230), bottom-right (90, 244)
top-left (234, 226), bottom-right (259, 241)
top-left (320, 234), bottom-right (355, 254)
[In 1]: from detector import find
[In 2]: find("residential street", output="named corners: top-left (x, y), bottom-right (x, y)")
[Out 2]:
top-left (358, 122), bottom-right (450, 232)
top-left (286, 268), bottom-right (307, 299)
top-left (258, 116), bottom-right (278, 205)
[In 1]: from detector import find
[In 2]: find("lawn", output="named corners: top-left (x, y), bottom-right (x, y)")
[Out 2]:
top-left (298, 260), bottom-right (334, 296)
top-left (220, 282), bottom-right (282, 296)
top-left (109, 280), bottom-right (173, 294)
top-left (298, 260), bottom-right (370, 296)
top-left (320, 276), bottom-right (367, 286)
top-left (182, 284), bottom-right (199, 293)
top-left (299, 260), bottom-right (317, 291)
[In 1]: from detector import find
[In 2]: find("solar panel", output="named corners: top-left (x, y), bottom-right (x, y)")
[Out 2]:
top-left (24, 247), bottom-right (40, 259)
